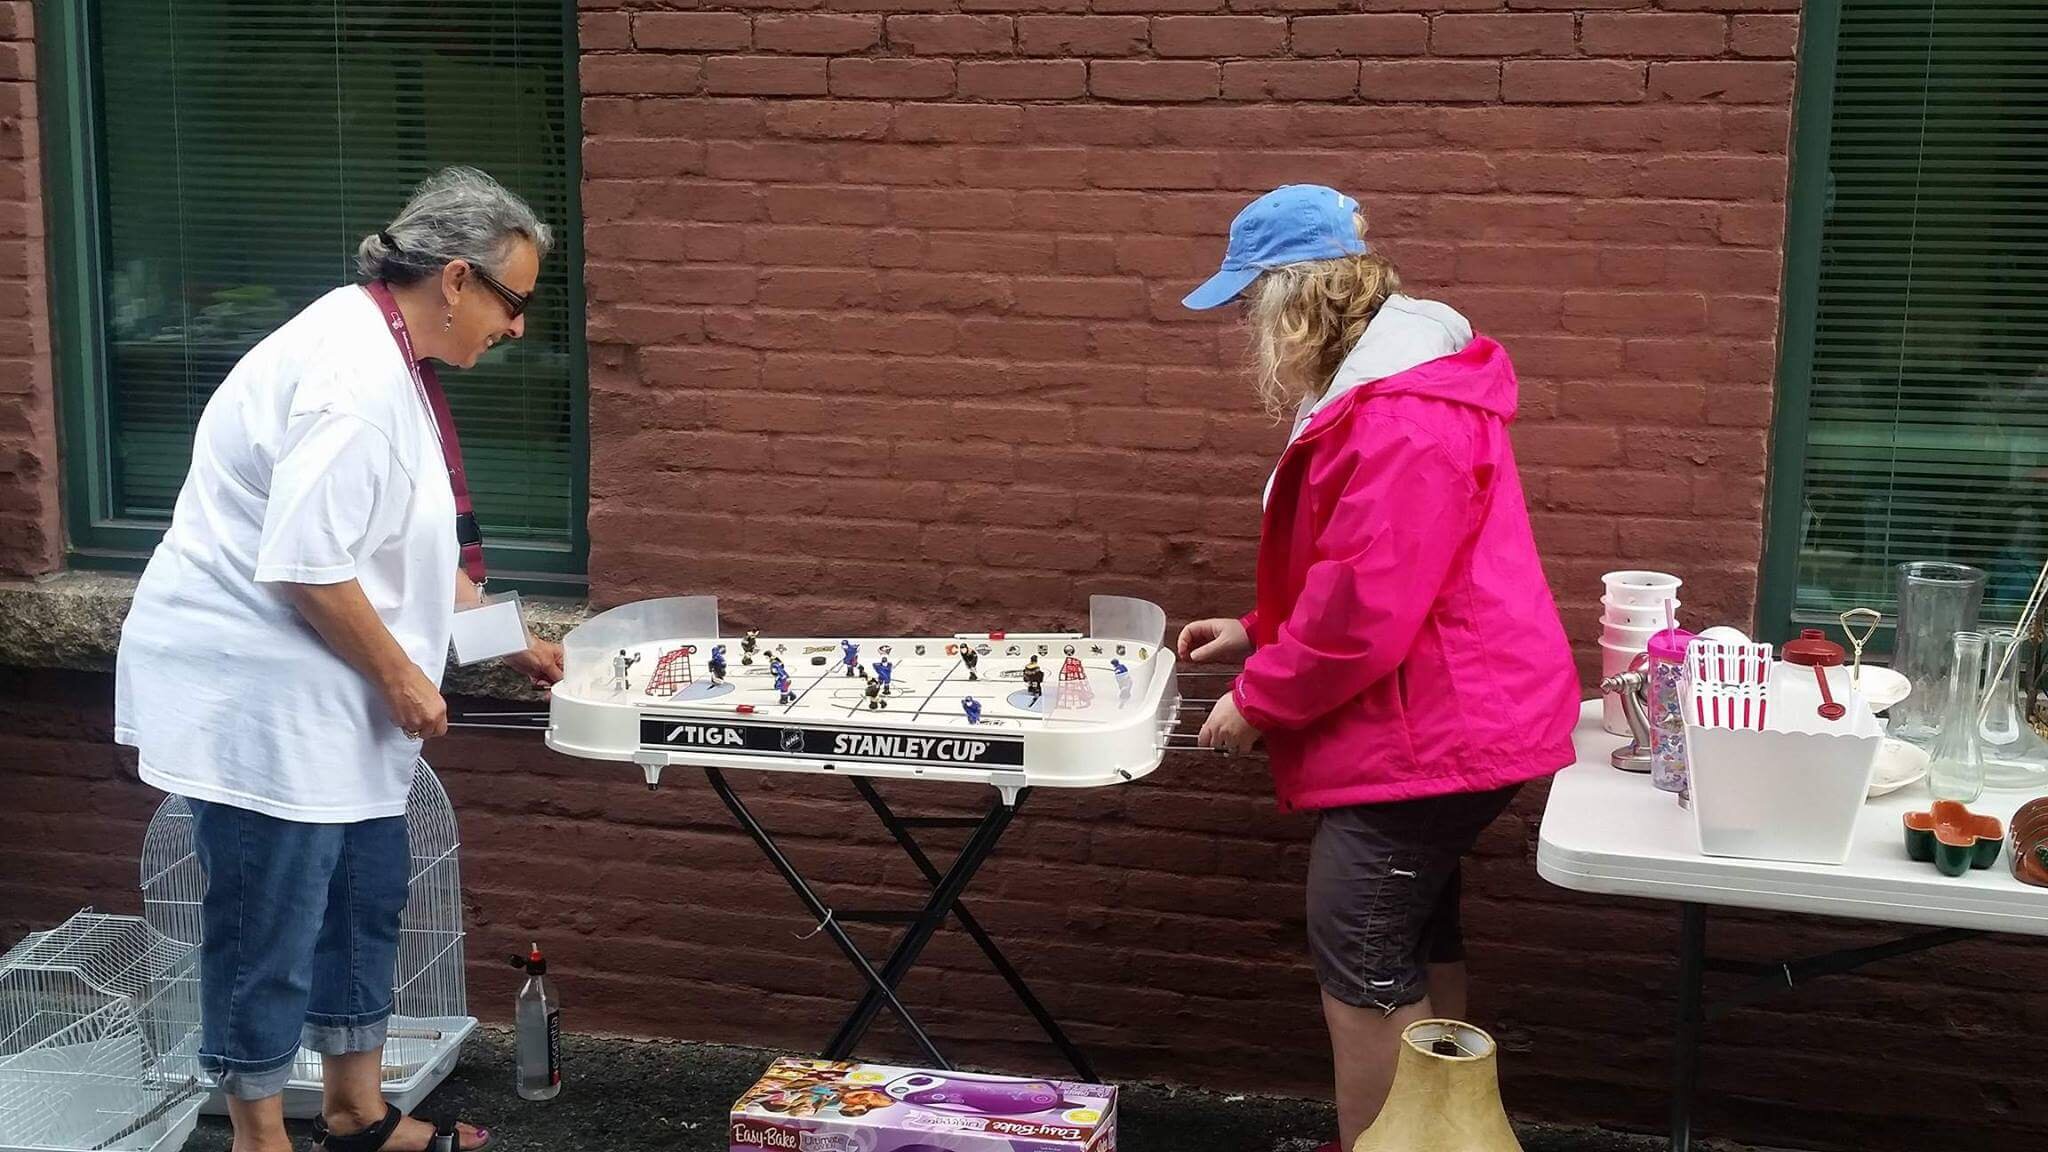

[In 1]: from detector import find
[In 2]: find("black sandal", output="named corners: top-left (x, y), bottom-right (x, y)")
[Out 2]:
top-left (310, 1103), bottom-right (490, 1152)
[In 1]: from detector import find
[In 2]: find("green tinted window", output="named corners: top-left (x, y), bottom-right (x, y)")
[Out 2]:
top-left (62, 1), bottom-right (582, 576)
top-left (1770, 0), bottom-right (2048, 633)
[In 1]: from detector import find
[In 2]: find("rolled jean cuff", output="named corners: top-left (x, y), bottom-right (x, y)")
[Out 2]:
top-left (303, 1005), bottom-right (392, 1056)
top-left (201, 1048), bottom-right (299, 1101)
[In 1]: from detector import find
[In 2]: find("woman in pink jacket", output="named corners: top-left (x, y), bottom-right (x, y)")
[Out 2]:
top-left (1178, 185), bottom-right (1581, 1150)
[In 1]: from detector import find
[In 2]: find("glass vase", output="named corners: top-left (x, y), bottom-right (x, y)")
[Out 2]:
top-left (1889, 562), bottom-right (1986, 747)
top-left (1928, 630), bottom-right (1987, 803)
top-left (1979, 627), bottom-right (2048, 790)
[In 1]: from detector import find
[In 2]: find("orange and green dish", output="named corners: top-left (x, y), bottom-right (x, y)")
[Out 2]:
top-left (1903, 801), bottom-right (2004, 877)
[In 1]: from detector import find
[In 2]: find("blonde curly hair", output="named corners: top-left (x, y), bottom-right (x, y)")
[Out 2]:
top-left (1242, 211), bottom-right (1401, 419)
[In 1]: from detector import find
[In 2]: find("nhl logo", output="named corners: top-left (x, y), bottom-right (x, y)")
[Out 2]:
top-left (779, 728), bottom-right (804, 753)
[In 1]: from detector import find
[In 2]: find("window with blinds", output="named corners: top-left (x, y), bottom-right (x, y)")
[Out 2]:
top-left (1772, 0), bottom-right (2048, 633)
top-left (81, 1), bottom-right (581, 574)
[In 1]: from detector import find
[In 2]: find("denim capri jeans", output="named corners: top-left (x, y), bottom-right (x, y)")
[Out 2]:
top-left (187, 798), bottom-right (411, 1100)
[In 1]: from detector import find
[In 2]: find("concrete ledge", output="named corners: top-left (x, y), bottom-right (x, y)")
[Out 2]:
top-left (0, 570), bottom-right (589, 702)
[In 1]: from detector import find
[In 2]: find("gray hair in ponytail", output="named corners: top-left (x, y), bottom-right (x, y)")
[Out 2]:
top-left (356, 166), bottom-right (553, 285)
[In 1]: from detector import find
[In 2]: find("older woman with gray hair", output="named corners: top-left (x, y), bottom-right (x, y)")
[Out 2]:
top-left (114, 166), bottom-right (559, 1152)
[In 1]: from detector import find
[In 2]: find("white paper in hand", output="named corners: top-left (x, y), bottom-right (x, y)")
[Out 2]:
top-left (452, 592), bottom-right (528, 665)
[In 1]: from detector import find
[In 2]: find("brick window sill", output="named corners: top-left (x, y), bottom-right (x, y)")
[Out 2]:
top-left (0, 570), bottom-right (588, 702)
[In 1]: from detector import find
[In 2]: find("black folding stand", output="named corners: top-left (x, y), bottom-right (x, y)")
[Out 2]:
top-left (703, 767), bottom-right (1099, 1081)
top-left (1665, 903), bottom-right (1980, 1151)
top-left (444, 706), bottom-right (1101, 1080)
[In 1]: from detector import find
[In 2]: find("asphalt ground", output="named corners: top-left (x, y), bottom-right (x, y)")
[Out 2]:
top-left (176, 1029), bottom-right (1786, 1152)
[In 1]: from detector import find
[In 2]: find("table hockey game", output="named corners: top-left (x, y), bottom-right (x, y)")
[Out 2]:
top-left (546, 595), bottom-right (1180, 797)
top-left (514, 594), bottom-right (1185, 1080)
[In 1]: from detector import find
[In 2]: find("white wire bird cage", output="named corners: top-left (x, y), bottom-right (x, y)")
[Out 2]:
top-left (138, 759), bottom-right (475, 1119)
top-left (0, 912), bottom-right (202, 1152)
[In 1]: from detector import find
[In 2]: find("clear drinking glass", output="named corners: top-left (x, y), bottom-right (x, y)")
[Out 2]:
top-left (1928, 630), bottom-right (1987, 803)
top-left (1980, 627), bottom-right (2048, 789)
top-left (1889, 562), bottom-right (1987, 747)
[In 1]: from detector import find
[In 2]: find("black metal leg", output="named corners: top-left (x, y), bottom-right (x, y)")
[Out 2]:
top-left (704, 767), bottom-right (953, 1070)
top-left (1672, 903), bottom-right (1705, 1152)
top-left (823, 789), bottom-right (1017, 1060)
top-left (853, 780), bottom-right (1100, 1081)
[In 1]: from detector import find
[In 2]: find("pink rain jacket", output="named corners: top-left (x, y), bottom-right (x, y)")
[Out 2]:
top-left (1232, 333), bottom-right (1581, 812)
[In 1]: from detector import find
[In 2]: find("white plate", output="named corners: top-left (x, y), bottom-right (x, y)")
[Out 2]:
top-left (1849, 666), bottom-right (1911, 713)
top-left (1868, 737), bottom-right (1930, 798)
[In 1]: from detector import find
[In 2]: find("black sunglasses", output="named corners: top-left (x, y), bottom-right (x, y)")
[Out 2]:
top-left (466, 262), bottom-right (533, 320)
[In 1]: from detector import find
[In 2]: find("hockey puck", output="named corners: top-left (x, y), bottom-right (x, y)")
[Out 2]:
top-left (811, 655), bottom-right (828, 665)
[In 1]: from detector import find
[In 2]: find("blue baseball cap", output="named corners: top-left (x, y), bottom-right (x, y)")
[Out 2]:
top-left (1181, 185), bottom-right (1369, 311)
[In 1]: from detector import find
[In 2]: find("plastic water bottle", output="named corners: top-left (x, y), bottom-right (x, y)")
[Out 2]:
top-left (510, 942), bottom-right (560, 1100)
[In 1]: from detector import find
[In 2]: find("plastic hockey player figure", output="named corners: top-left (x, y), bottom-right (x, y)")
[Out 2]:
top-left (841, 640), bottom-right (860, 678)
top-left (962, 697), bottom-right (982, 725)
top-left (708, 644), bottom-right (728, 683)
top-left (611, 648), bottom-right (642, 691)
top-left (741, 630), bottom-right (760, 666)
top-left (874, 656), bottom-right (895, 695)
top-left (959, 645), bottom-right (980, 681)
top-left (1022, 656), bottom-right (1045, 702)
top-left (1109, 657), bottom-right (1129, 678)
top-left (864, 675), bottom-right (887, 710)
top-left (774, 665), bottom-right (796, 705)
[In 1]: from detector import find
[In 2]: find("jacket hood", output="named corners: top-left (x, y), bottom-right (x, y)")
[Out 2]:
top-left (1305, 295), bottom-right (1518, 427)
top-left (1262, 295), bottom-right (1514, 509)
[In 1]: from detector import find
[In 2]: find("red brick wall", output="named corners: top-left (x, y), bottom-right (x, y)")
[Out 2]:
top-left (0, 1), bottom-right (56, 576)
top-left (20, 2), bottom-right (2047, 1150)
top-left (10, 664), bottom-right (2048, 1151)
top-left (578, 0), bottom-right (1793, 663)
top-left (552, 4), bottom-right (2048, 1146)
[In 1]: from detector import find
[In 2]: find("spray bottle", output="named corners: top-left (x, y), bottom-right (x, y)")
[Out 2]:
top-left (509, 942), bottom-right (560, 1100)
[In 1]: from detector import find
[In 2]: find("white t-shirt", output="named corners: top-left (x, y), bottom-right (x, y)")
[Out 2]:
top-left (114, 285), bottom-right (458, 823)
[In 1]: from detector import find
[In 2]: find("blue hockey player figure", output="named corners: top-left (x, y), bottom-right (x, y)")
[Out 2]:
top-left (959, 645), bottom-right (980, 681)
top-left (874, 655), bottom-right (895, 695)
top-left (774, 664), bottom-right (795, 705)
top-left (1109, 657), bottom-right (1128, 678)
top-left (864, 675), bottom-right (887, 710)
top-left (708, 644), bottom-right (728, 683)
top-left (841, 639), bottom-right (860, 678)
top-left (962, 697), bottom-right (982, 725)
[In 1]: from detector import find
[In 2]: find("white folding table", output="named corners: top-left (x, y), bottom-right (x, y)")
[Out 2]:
top-left (1538, 700), bottom-right (2048, 1151)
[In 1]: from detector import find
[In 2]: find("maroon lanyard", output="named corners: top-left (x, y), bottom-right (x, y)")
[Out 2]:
top-left (363, 281), bottom-right (487, 587)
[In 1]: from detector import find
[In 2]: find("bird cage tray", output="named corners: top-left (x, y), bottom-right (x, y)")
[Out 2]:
top-left (0, 1050), bottom-right (200, 1152)
top-left (197, 1015), bottom-right (477, 1120)
top-left (0, 913), bottom-right (203, 1152)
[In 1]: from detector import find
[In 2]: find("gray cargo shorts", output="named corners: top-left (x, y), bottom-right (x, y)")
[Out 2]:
top-left (1306, 784), bottom-right (1520, 1013)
